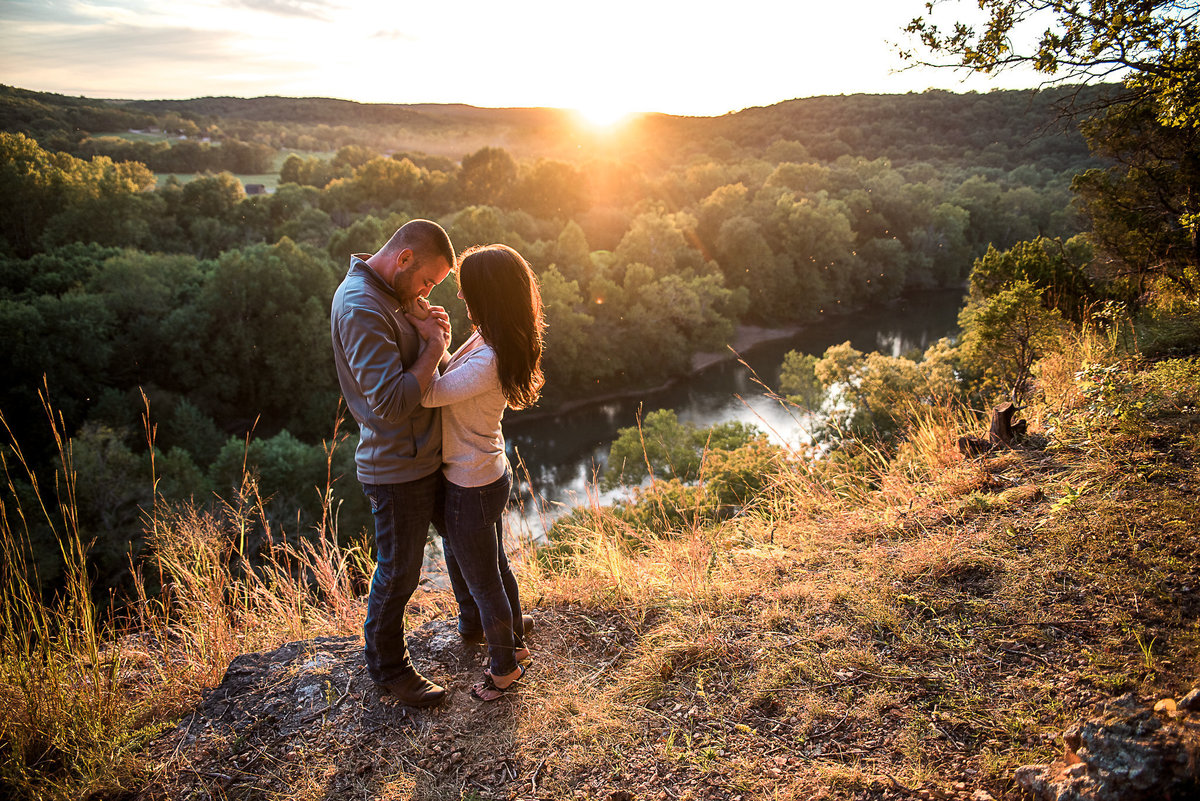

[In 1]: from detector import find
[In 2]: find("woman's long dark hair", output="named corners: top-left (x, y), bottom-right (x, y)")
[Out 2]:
top-left (457, 244), bottom-right (546, 410)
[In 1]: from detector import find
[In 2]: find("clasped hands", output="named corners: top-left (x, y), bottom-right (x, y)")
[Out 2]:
top-left (407, 303), bottom-right (452, 351)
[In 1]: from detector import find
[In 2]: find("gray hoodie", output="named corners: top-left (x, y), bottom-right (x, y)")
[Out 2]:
top-left (330, 255), bottom-right (441, 484)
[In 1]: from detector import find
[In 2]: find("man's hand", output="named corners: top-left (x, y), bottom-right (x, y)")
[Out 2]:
top-left (407, 305), bottom-right (451, 351)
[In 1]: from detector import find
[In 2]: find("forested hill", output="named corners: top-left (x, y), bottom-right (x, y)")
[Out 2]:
top-left (3, 83), bottom-right (1106, 167)
top-left (113, 95), bottom-right (436, 125)
top-left (708, 88), bottom-right (1108, 169)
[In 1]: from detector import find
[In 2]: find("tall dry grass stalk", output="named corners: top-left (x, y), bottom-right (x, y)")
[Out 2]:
top-left (0, 393), bottom-right (132, 796)
top-left (1034, 306), bottom-right (1125, 426)
top-left (1, 398), bottom-right (374, 798)
top-left (130, 413), bottom-right (372, 687)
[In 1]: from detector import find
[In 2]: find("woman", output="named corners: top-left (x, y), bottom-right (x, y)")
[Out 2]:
top-left (421, 244), bottom-right (546, 701)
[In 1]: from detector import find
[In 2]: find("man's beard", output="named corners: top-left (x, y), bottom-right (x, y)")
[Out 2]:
top-left (392, 269), bottom-right (416, 303)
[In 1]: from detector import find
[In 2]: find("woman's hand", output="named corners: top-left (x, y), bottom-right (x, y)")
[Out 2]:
top-left (408, 305), bottom-right (451, 351)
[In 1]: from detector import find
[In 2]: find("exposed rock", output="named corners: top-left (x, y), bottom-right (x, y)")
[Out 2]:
top-left (1015, 691), bottom-right (1200, 800)
top-left (157, 619), bottom-right (492, 779)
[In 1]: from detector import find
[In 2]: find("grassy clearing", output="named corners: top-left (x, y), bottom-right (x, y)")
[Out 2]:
top-left (154, 172), bottom-right (280, 191)
top-left (152, 148), bottom-right (337, 191)
top-left (3, 322), bottom-right (1199, 799)
top-left (104, 131), bottom-right (180, 144)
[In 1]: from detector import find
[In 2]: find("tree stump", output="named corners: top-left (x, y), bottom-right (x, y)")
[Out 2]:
top-left (958, 402), bottom-right (1027, 455)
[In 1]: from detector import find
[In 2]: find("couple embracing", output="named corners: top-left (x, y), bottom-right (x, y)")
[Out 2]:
top-left (330, 219), bottom-right (544, 705)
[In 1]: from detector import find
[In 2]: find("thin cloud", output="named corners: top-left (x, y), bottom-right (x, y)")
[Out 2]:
top-left (1, 19), bottom-right (326, 99)
top-left (6, 23), bottom-right (232, 65)
top-left (0, 0), bottom-right (102, 24)
top-left (224, 0), bottom-right (338, 21)
top-left (370, 29), bottom-right (418, 43)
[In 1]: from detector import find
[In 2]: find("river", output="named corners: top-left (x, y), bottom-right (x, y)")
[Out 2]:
top-left (502, 288), bottom-right (966, 534)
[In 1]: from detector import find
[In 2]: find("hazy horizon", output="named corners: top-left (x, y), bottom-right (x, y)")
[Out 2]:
top-left (0, 0), bottom-right (1054, 120)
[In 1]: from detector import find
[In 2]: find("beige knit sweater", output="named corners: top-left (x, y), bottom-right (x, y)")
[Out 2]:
top-left (421, 331), bottom-right (509, 488)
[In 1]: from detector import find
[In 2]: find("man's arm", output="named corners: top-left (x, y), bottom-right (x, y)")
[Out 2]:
top-left (337, 306), bottom-right (445, 422)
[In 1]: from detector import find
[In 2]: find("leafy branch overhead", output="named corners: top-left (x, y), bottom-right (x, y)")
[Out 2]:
top-left (903, 0), bottom-right (1200, 128)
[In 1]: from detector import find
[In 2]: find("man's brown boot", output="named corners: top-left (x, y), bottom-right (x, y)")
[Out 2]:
top-left (377, 669), bottom-right (446, 707)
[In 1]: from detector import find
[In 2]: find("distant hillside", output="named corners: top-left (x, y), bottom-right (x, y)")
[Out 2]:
top-left (709, 86), bottom-right (1114, 169)
top-left (113, 95), bottom-right (438, 127)
top-left (2, 83), bottom-right (1114, 170)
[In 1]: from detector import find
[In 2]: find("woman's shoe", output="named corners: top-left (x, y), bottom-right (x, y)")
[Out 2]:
top-left (471, 664), bottom-right (524, 702)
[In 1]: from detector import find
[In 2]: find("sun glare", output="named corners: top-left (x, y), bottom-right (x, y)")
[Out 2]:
top-left (574, 103), bottom-right (631, 128)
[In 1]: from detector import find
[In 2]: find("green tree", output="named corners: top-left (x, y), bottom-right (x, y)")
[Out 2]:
top-left (714, 215), bottom-right (799, 324)
top-left (780, 350), bottom-right (823, 409)
top-left (553, 220), bottom-right (592, 283)
top-left (512, 158), bottom-right (588, 219)
top-left (208, 428), bottom-right (370, 547)
top-left (332, 144), bottom-right (378, 171)
top-left (1072, 102), bottom-right (1199, 296)
top-left (959, 280), bottom-right (1066, 401)
top-left (459, 146), bottom-right (517, 207)
top-left (189, 238), bottom-right (341, 440)
top-left (968, 235), bottom-right (1095, 318)
top-left (351, 156), bottom-right (422, 209)
top-left (0, 132), bottom-right (156, 257)
top-left (84, 249), bottom-right (208, 391)
top-left (448, 205), bottom-right (521, 250)
top-left (904, 1), bottom-right (1200, 294)
top-left (603, 408), bottom-right (763, 488)
top-left (614, 211), bottom-right (707, 277)
top-left (539, 265), bottom-right (598, 391)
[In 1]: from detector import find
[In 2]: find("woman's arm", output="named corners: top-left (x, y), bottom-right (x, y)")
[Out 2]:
top-left (422, 349), bottom-right (500, 408)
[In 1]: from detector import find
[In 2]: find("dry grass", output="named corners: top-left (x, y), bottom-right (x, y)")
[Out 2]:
top-left (0, 400), bottom-right (375, 799)
top-left (4, 340), bottom-right (1200, 800)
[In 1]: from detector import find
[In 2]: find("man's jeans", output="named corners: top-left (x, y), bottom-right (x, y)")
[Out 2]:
top-left (362, 472), bottom-right (477, 684)
top-left (444, 467), bottom-right (524, 677)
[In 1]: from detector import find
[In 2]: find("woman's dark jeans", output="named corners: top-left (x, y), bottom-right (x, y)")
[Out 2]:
top-left (444, 467), bottom-right (524, 677)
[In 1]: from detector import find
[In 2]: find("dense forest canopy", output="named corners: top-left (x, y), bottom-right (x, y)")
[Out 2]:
top-left (0, 81), bottom-right (1113, 588)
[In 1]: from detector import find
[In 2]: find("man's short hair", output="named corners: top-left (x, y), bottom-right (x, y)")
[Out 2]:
top-left (388, 219), bottom-right (455, 268)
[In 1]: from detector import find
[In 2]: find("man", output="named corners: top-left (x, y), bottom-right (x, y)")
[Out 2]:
top-left (330, 218), bottom-right (465, 706)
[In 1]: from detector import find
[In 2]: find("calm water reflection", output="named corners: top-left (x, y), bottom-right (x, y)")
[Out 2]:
top-left (504, 288), bottom-right (965, 533)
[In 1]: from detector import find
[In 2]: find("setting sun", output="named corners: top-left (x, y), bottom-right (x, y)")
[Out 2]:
top-left (573, 103), bottom-right (632, 128)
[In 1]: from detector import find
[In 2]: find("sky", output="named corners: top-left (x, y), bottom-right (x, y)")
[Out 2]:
top-left (0, 0), bottom-right (1049, 119)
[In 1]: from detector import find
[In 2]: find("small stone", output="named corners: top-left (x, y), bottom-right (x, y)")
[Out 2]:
top-left (1154, 697), bottom-right (1178, 713)
top-left (970, 791), bottom-right (996, 801)
top-left (1179, 688), bottom-right (1200, 712)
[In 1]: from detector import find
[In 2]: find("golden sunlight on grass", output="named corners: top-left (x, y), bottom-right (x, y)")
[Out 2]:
top-left (6, 330), bottom-right (1200, 799)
